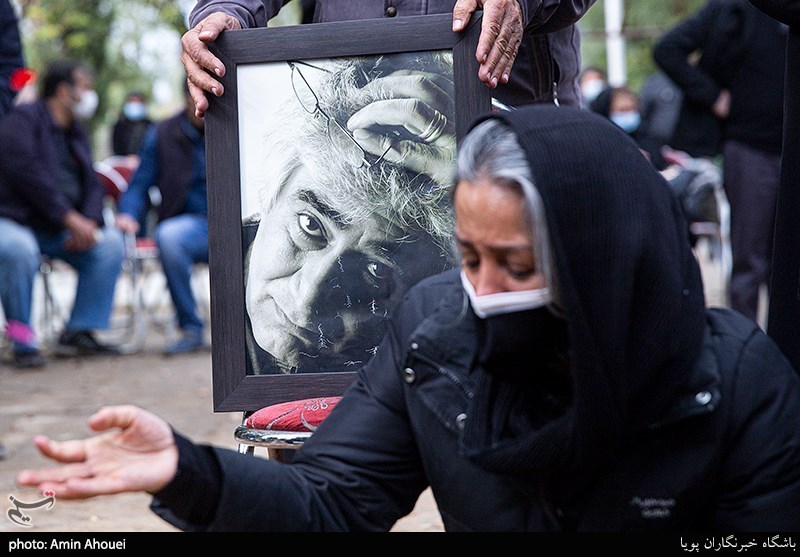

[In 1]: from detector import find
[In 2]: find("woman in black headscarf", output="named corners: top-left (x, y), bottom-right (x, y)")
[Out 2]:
top-left (18, 105), bottom-right (800, 532)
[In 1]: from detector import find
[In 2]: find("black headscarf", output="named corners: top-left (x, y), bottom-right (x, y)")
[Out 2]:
top-left (460, 105), bottom-right (706, 478)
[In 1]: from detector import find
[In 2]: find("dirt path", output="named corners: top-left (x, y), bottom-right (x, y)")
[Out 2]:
top-left (0, 345), bottom-right (442, 533)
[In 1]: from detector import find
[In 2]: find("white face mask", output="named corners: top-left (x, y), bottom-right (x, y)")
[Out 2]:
top-left (460, 270), bottom-right (551, 319)
top-left (581, 79), bottom-right (605, 104)
top-left (73, 89), bottom-right (98, 120)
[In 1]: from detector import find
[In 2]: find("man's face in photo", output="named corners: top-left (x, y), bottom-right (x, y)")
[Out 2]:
top-left (245, 163), bottom-right (444, 371)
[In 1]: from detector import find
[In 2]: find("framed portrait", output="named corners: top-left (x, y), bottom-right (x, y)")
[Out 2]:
top-left (206, 13), bottom-right (490, 412)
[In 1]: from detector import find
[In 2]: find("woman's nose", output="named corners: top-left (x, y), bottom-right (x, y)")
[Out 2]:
top-left (472, 264), bottom-right (507, 297)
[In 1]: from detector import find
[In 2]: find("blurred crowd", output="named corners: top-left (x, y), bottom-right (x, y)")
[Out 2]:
top-left (582, 0), bottom-right (786, 331)
top-left (0, 0), bottom-right (211, 377)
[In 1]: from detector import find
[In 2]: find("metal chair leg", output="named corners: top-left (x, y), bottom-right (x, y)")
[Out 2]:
top-left (37, 258), bottom-right (68, 351)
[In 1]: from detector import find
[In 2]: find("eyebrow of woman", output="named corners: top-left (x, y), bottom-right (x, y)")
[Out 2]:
top-left (454, 234), bottom-right (532, 254)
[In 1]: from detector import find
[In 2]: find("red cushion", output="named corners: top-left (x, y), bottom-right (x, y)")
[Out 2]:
top-left (245, 397), bottom-right (341, 432)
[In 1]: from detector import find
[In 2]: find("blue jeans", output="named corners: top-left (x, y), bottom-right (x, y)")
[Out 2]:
top-left (0, 217), bottom-right (124, 353)
top-left (154, 214), bottom-right (209, 334)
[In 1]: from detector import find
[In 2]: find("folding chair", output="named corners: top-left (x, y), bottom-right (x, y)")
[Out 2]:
top-left (35, 256), bottom-right (73, 350)
top-left (94, 158), bottom-right (158, 352)
top-left (94, 157), bottom-right (211, 352)
top-left (662, 152), bottom-right (731, 304)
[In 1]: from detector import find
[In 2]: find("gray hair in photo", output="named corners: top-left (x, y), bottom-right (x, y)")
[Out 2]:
top-left (254, 53), bottom-right (457, 262)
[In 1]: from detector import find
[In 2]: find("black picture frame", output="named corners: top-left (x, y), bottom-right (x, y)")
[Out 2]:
top-left (206, 13), bottom-right (489, 412)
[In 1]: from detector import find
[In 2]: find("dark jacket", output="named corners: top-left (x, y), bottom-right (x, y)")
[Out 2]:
top-left (150, 105), bottom-right (800, 532)
top-left (189, 0), bottom-right (596, 107)
top-left (748, 0), bottom-right (800, 371)
top-left (111, 116), bottom-right (152, 157)
top-left (653, 0), bottom-right (786, 156)
top-left (117, 111), bottom-right (205, 224)
top-left (0, 99), bottom-right (104, 231)
top-left (0, 0), bottom-right (23, 119)
top-left (151, 269), bottom-right (800, 531)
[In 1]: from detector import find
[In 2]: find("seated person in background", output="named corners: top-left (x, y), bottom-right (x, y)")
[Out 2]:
top-left (638, 70), bottom-right (683, 151)
top-left (16, 105), bottom-right (800, 531)
top-left (111, 91), bottom-right (154, 236)
top-left (116, 85), bottom-right (209, 356)
top-left (578, 66), bottom-right (606, 108)
top-left (590, 84), bottom-right (668, 170)
top-left (111, 91), bottom-right (152, 165)
top-left (0, 60), bottom-right (124, 368)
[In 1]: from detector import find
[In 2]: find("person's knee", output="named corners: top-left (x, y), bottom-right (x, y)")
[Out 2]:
top-left (154, 220), bottom-right (185, 262)
top-left (101, 227), bottom-right (125, 259)
top-left (91, 228), bottom-right (125, 270)
top-left (0, 228), bottom-right (40, 271)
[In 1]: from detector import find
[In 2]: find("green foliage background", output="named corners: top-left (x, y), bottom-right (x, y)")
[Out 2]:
top-left (579, 0), bottom-right (707, 91)
top-left (12, 0), bottom-right (710, 152)
top-left (13, 0), bottom-right (303, 154)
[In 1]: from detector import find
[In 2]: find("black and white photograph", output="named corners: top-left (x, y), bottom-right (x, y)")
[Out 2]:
top-left (237, 51), bottom-right (458, 376)
top-left (204, 14), bottom-right (487, 410)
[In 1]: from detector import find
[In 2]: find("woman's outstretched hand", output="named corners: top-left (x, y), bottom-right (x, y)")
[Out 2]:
top-left (16, 405), bottom-right (179, 500)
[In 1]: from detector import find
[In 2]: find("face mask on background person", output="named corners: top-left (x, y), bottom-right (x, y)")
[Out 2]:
top-left (610, 110), bottom-right (641, 134)
top-left (123, 101), bottom-right (147, 121)
top-left (73, 89), bottom-right (99, 120)
top-left (581, 79), bottom-right (605, 105)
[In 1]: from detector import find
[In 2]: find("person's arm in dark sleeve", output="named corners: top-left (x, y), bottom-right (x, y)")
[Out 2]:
top-left (519, 0), bottom-right (598, 33)
top-left (148, 431), bottom-right (223, 531)
top-left (153, 317), bottom-right (427, 532)
top-left (713, 329), bottom-right (800, 530)
top-left (117, 126), bottom-right (159, 223)
top-left (189, 0), bottom-right (287, 28)
top-left (652, 1), bottom-right (723, 108)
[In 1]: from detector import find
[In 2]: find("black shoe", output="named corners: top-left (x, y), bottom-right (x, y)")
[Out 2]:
top-left (14, 350), bottom-right (46, 369)
top-left (56, 330), bottom-right (119, 357)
